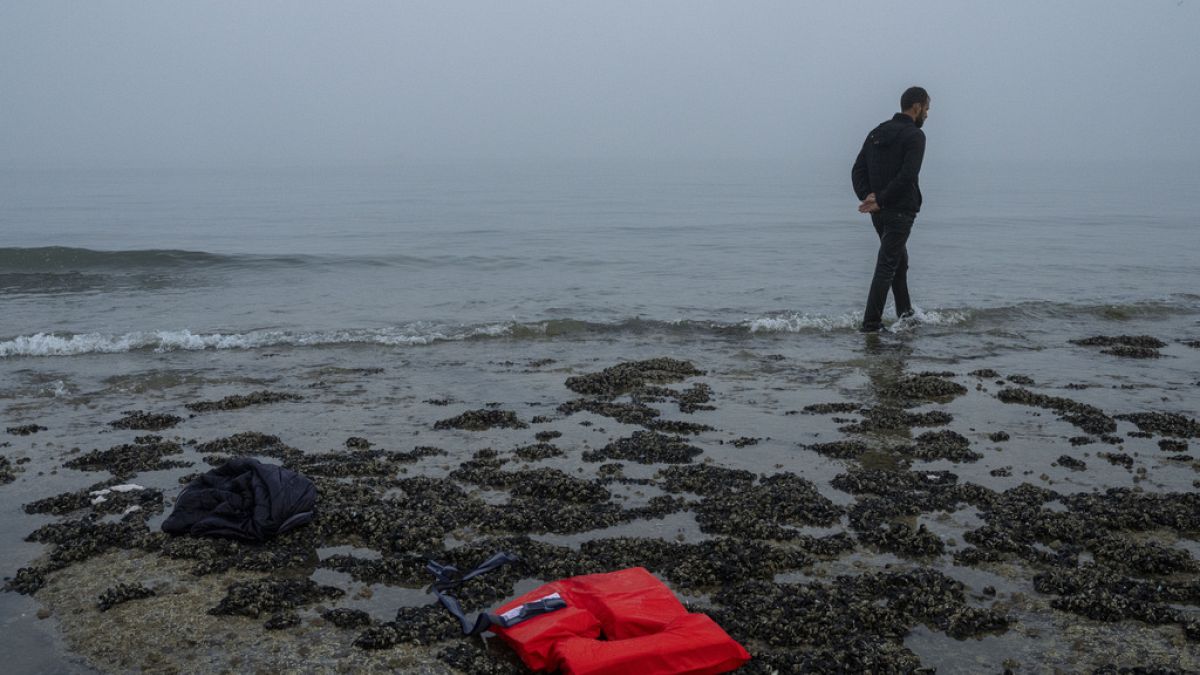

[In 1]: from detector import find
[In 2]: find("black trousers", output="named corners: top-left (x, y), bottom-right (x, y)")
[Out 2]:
top-left (861, 210), bottom-right (915, 330)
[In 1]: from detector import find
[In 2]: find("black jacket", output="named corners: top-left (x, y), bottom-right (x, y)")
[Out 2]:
top-left (162, 457), bottom-right (316, 542)
top-left (852, 113), bottom-right (926, 213)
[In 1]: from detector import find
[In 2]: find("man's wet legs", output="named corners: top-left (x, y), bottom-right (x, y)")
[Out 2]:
top-left (861, 211), bottom-right (915, 331)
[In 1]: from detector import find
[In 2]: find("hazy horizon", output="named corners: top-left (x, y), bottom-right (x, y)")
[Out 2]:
top-left (3, 1), bottom-right (1199, 168)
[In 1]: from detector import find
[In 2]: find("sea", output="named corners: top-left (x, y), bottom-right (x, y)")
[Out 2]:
top-left (2, 158), bottom-right (1196, 356)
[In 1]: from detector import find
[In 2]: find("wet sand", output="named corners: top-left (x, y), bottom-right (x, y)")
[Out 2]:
top-left (2, 325), bottom-right (1199, 673)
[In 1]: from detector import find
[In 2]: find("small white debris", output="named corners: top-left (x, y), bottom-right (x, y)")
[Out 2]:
top-left (89, 483), bottom-right (146, 504)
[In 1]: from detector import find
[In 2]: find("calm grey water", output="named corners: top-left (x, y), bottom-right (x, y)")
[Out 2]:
top-left (2, 159), bottom-right (1197, 355)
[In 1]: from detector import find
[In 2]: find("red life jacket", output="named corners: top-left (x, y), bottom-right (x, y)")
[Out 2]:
top-left (490, 567), bottom-right (750, 674)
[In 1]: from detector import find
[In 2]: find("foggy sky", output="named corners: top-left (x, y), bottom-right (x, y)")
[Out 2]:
top-left (2, 1), bottom-right (1197, 167)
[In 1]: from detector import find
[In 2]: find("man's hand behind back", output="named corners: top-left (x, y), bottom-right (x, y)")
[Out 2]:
top-left (858, 193), bottom-right (880, 214)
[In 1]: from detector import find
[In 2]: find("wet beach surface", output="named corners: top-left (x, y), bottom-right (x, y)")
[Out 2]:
top-left (2, 313), bottom-right (1199, 673)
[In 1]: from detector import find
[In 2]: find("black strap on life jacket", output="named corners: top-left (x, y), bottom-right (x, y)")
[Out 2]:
top-left (426, 551), bottom-right (567, 636)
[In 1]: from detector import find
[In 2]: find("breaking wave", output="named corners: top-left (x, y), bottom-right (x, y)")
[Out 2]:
top-left (0, 310), bottom-right (969, 358)
top-left (2, 296), bottom-right (1195, 358)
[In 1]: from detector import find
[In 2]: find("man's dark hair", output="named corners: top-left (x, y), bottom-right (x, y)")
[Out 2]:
top-left (900, 86), bottom-right (929, 110)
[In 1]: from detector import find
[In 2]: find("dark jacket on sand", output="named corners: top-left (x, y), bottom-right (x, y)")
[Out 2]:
top-left (852, 113), bottom-right (926, 214)
top-left (162, 457), bottom-right (316, 542)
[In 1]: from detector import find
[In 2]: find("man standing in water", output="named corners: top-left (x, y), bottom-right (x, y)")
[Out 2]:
top-left (852, 86), bottom-right (930, 333)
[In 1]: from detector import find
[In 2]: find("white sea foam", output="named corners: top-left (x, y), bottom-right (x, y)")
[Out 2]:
top-left (0, 323), bottom-right (525, 358)
top-left (0, 310), bottom-right (973, 358)
top-left (746, 307), bottom-right (970, 334)
top-left (745, 312), bottom-right (861, 333)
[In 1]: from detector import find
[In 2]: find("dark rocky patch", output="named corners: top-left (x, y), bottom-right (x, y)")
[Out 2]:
top-left (0, 455), bottom-right (17, 484)
top-left (1070, 436), bottom-right (1095, 446)
top-left (185, 390), bottom-right (303, 413)
top-left (857, 521), bottom-right (945, 557)
top-left (319, 554), bottom-right (427, 588)
top-left (801, 402), bottom-right (861, 414)
top-left (511, 442), bottom-right (563, 461)
top-left (344, 436), bottom-right (371, 450)
top-left (4, 566), bottom-right (48, 595)
top-left (807, 440), bottom-right (868, 459)
top-left (1034, 565), bottom-right (1199, 638)
top-left (903, 430), bottom-right (982, 463)
top-left (582, 430), bottom-right (701, 464)
top-left (533, 430), bottom-right (561, 442)
top-left (25, 516), bottom-right (162, 575)
top-left (657, 464), bottom-right (755, 496)
top-left (264, 612), bottom-right (302, 630)
top-left (322, 607), bottom-right (373, 629)
top-left (1007, 374), bottom-right (1035, 385)
top-left (436, 642), bottom-right (525, 674)
top-left (644, 418), bottom-right (713, 435)
top-left (1071, 335), bottom-right (1167, 349)
top-left (1089, 536), bottom-right (1198, 576)
top-left (1098, 452), bottom-right (1134, 469)
top-left (208, 578), bottom-right (343, 618)
top-left (1062, 488), bottom-right (1200, 532)
top-left (709, 569), bottom-right (1008, 672)
top-left (988, 431), bottom-right (1011, 442)
top-left (693, 473), bottom-right (842, 540)
top-left (881, 374), bottom-right (967, 403)
top-left (1056, 455), bottom-right (1087, 470)
top-left (452, 463), bottom-right (610, 504)
top-left (839, 406), bottom-right (953, 433)
top-left (997, 387), bottom-right (1117, 435)
top-left (6, 424), bottom-right (46, 435)
top-left (287, 446), bottom-right (443, 478)
top-left (62, 436), bottom-right (190, 479)
top-left (97, 582), bottom-right (155, 612)
top-left (109, 410), bottom-right (182, 431)
top-left (1115, 412), bottom-right (1200, 439)
top-left (969, 368), bottom-right (1000, 378)
top-left (564, 358), bottom-right (702, 398)
top-left (579, 536), bottom-right (837, 591)
top-left (434, 409), bottom-right (528, 431)
top-left (1158, 439), bottom-right (1188, 452)
top-left (193, 432), bottom-right (302, 462)
top-left (730, 436), bottom-right (760, 448)
top-left (355, 606), bottom-right (459, 648)
top-left (989, 467), bottom-right (1012, 477)
top-left (675, 383), bottom-right (716, 413)
top-left (556, 398), bottom-right (659, 425)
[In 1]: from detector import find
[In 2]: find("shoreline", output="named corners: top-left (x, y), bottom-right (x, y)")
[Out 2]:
top-left (1, 327), bottom-right (1198, 672)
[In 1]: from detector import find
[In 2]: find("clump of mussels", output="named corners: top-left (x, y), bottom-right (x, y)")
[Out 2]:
top-left (434, 409), bottom-right (528, 431)
top-left (208, 578), bottom-right (344, 618)
top-left (881, 373), bottom-right (967, 403)
top-left (997, 387), bottom-right (1117, 435)
top-left (0, 455), bottom-right (19, 484)
top-left (1115, 412), bottom-right (1200, 438)
top-left (185, 390), bottom-right (303, 413)
top-left (62, 435), bottom-right (192, 480)
top-left (109, 410), bottom-right (183, 431)
top-left (563, 357), bottom-right (703, 398)
top-left (707, 568), bottom-right (1008, 672)
top-left (581, 430), bottom-right (702, 464)
top-left (97, 582), bottom-right (156, 612)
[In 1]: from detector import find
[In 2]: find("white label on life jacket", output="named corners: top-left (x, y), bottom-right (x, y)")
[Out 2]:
top-left (500, 592), bottom-right (563, 622)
